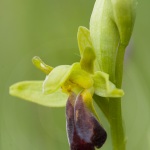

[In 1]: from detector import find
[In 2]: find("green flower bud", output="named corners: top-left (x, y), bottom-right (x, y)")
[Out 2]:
top-left (90, 0), bottom-right (137, 81)
top-left (111, 0), bottom-right (137, 45)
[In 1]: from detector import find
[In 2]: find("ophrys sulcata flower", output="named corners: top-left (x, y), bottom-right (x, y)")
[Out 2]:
top-left (9, 26), bottom-right (124, 150)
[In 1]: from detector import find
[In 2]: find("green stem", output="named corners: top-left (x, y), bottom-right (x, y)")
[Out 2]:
top-left (109, 98), bottom-right (125, 150)
top-left (109, 43), bottom-right (126, 150)
top-left (94, 95), bottom-right (109, 121)
top-left (115, 44), bottom-right (126, 88)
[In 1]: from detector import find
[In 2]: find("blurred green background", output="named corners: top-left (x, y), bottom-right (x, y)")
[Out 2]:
top-left (0, 0), bottom-right (150, 150)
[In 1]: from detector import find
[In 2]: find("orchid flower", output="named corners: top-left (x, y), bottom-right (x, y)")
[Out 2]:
top-left (10, 26), bottom-right (124, 150)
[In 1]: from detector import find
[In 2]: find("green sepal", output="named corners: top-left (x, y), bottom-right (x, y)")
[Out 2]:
top-left (93, 71), bottom-right (124, 97)
top-left (43, 65), bottom-right (71, 94)
top-left (9, 81), bottom-right (68, 107)
top-left (80, 47), bottom-right (96, 73)
top-left (32, 56), bottom-right (53, 75)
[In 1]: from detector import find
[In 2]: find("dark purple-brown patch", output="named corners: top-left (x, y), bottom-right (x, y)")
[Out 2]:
top-left (66, 92), bottom-right (107, 150)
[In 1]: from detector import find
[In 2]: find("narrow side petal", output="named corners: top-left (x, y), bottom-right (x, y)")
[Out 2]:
top-left (32, 56), bottom-right (53, 75)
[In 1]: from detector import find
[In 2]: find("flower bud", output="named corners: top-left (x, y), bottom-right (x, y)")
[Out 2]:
top-left (111, 0), bottom-right (137, 45)
top-left (90, 0), bottom-right (137, 81)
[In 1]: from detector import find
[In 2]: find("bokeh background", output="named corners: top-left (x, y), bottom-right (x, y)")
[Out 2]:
top-left (0, 0), bottom-right (150, 150)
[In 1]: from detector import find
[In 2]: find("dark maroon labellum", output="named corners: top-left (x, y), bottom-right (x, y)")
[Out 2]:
top-left (66, 92), bottom-right (107, 150)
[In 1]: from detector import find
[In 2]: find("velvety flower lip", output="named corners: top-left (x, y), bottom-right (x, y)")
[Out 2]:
top-left (66, 91), bottom-right (107, 150)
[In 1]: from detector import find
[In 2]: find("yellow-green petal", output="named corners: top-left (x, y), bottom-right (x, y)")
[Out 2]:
top-left (9, 81), bottom-right (68, 107)
top-left (93, 71), bottom-right (124, 97)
